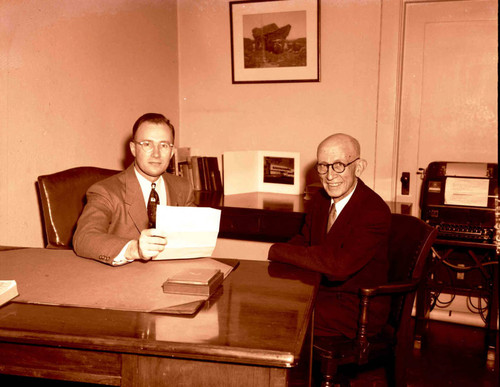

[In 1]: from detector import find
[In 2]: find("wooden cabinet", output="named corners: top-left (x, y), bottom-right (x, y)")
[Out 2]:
top-left (196, 191), bottom-right (411, 243)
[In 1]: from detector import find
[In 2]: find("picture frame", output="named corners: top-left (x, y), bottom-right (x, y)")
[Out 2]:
top-left (259, 151), bottom-right (300, 194)
top-left (230, 0), bottom-right (320, 84)
top-left (223, 150), bottom-right (301, 195)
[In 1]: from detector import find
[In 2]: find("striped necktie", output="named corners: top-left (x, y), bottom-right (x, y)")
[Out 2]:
top-left (147, 183), bottom-right (160, 229)
top-left (326, 202), bottom-right (337, 233)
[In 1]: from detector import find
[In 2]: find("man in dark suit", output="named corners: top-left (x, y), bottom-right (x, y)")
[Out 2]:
top-left (268, 133), bottom-right (391, 338)
top-left (73, 113), bottom-right (194, 266)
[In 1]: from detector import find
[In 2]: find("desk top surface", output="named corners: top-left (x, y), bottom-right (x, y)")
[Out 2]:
top-left (195, 191), bottom-right (412, 214)
top-left (0, 248), bottom-right (319, 368)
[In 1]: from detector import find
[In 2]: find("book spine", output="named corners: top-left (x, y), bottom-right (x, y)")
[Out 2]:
top-left (203, 157), bottom-right (213, 191)
top-left (162, 281), bottom-right (222, 296)
top-left (198, 157), bottom-right (207, 191)
top-left (207, 157), bottom-right (223, 192)
top-left (191, 156), bottom-right (202, 191)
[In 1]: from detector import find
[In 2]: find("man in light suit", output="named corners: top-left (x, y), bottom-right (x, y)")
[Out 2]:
top-left (268, 133), bottom-right (391, 339)
top-left (73, 113), bottom-right (194, 265)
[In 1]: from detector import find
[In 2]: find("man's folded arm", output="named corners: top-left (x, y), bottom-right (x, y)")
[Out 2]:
top-left (269, 209), bottom-right (390, 280)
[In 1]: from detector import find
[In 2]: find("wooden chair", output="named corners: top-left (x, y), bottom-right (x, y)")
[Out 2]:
top-left (313, 213), bottom-right (437, 387)
top-left (37, 166), bottom-right (119, 249)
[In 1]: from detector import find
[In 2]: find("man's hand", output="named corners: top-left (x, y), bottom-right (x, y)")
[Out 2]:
top-left (125, 229), bottom-right (168, 261)
top-left (138, 229), bottom-right (168, 260)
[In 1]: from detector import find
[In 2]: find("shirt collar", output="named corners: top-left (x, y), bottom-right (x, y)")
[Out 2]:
top-left (134, 166), bottom-right (166, 206)
top-left (331, 179), bottom-right (358, 216)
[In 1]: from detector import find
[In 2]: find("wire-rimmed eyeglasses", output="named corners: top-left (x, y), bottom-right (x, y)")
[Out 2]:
top-left (316, 158), bottom-right (360, 174)
top-left (133, 140), bottom-right (174, 153)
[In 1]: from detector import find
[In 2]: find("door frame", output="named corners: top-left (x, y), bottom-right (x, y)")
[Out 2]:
top-left (374, 0), bottom-right (497, 212)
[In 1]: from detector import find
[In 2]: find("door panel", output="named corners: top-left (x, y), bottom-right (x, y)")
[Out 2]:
top-left (396, 0), bottom-right (498, 215)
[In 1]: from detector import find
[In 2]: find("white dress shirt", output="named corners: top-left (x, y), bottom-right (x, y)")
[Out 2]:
top-left (112, 168), bottom-right (168, 265)
top-left (330, 180), bottom-right (358, 216)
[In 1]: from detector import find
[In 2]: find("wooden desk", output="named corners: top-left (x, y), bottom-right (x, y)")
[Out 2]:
top-left (196, 191), bottom-right (412, 242)
top-left (0, 249), bottom-right (319, 386)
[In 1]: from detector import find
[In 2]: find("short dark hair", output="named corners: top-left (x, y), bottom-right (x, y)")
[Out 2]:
top-left (132, 113), bottom-right (175, 140)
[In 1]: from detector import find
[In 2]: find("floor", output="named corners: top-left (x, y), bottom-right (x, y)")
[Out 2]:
top-left (1, 320), bottom-right (498, 386)
top-left (345, 319), bottom-right (499, 387)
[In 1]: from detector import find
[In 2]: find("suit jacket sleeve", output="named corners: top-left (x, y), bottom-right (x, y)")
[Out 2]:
top-left (73, 181), bottom-right (135, 264)
top-left (268, 180), bottom-right (391, 284)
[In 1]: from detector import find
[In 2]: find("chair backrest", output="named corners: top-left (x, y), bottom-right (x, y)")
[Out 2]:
top-left (37, 166), bottom-right (119, 249)
top-left (386, 213), bottom-right (437, 338)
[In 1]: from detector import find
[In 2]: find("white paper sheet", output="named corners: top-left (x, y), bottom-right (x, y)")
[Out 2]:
top-left (444, 177), bottom-right (489, 207)
top-left (154, 205), bottom-right (221, 260)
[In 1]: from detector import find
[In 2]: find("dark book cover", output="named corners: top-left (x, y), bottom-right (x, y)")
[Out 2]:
top-left (201, 157), bottom-right (212, 191)
top-left (191, 156), bottom-right (202, 191)
top-left (197, 157), bottom-right (207, 191)
top-left (207, 157), bottom-right (223, 192)
top-left (162, 268), bottom-right (224, 296)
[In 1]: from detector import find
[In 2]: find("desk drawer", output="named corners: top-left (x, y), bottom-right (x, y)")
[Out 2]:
top-left (0, 342), bottom-right (121, 385)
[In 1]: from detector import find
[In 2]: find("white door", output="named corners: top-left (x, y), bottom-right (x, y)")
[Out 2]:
top-left (396, 0), bottom-right (498, 216)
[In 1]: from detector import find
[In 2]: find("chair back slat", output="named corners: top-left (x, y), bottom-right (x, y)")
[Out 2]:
top-left (386, 214), bottom-right (437, 331)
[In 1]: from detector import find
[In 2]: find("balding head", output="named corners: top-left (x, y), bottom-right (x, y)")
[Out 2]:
top-left (317, 133), bottom-right (360, 160)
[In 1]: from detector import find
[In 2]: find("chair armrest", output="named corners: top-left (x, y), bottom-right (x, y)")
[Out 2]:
top-left (355, 279), bottom-right (420, 362)
top-left (359, 280), bottom-right (420, 298)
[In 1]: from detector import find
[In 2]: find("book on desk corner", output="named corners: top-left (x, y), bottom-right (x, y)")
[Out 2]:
top-left (0, 280), bottom-right (18, 307)
top-left (162, 268), bottom-right (224, 297)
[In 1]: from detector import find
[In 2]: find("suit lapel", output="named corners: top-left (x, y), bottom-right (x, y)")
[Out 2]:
top-left (311, 191), bottom-right (331, 244)
top-left (331, 179), bottom-right (366, 234)
top-left (162, 173), bottom-right (181, 206)
top-left (124, 165), bottom-right (148, 232)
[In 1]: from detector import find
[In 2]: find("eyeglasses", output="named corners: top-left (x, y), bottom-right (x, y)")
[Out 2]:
top-left (316, 158), bottom-right (360, 174)
top-left (133, 140), bottom-right (174, 153)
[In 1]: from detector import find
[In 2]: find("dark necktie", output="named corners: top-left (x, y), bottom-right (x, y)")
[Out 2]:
top-left (147, 183), bottom-right (160, 229)
top-left (326, 202), bottom-right (337, 233)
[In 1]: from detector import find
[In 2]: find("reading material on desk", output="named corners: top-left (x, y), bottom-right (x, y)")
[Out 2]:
top-left (154, 205), bottom-right (221, 260)
top-left (162, 268), bottom-right (224, 296)
top-left (0, 280), bottom-right (18, 307)
top-left (0, 249), bottom-right (238, 314)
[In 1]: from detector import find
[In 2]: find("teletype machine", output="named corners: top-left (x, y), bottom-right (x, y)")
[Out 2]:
top-left (416, 161), bottom-right (498, 368)
top-left (420, 161), bottom-right (497, 243)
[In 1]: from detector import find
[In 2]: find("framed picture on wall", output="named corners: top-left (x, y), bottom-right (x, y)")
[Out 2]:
top-left (230, 0), bottom-right (320, 84)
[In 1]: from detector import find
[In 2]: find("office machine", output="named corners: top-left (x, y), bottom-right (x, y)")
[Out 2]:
top-left (417, 162), bottom-right (498, 351)
top-left (420, 161), bottom-right (498, 243)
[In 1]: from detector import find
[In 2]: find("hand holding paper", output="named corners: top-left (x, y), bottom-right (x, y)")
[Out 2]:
top-left (138, 228), bottom-right (168, 260)
top-left (154, 205), bottom-right (221, 260)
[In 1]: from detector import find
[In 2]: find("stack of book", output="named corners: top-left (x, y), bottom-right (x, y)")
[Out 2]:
top-left (162, 268), bottom-right (224, 297)
top-left (170, 148), bottom-right (223, 192)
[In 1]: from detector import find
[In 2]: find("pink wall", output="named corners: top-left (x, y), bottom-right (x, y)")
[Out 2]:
top-left (0, 0), bottom-right (179, 247)
top-left (178, 0), bottom-right (382, 192)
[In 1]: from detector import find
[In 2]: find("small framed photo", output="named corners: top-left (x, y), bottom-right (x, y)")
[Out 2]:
top-left (230, 0), bottom-right (320, 84)
top-left (223, 150), bottom-right (301, 195)
top-left (260, 153), bottom-right (300, 194)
